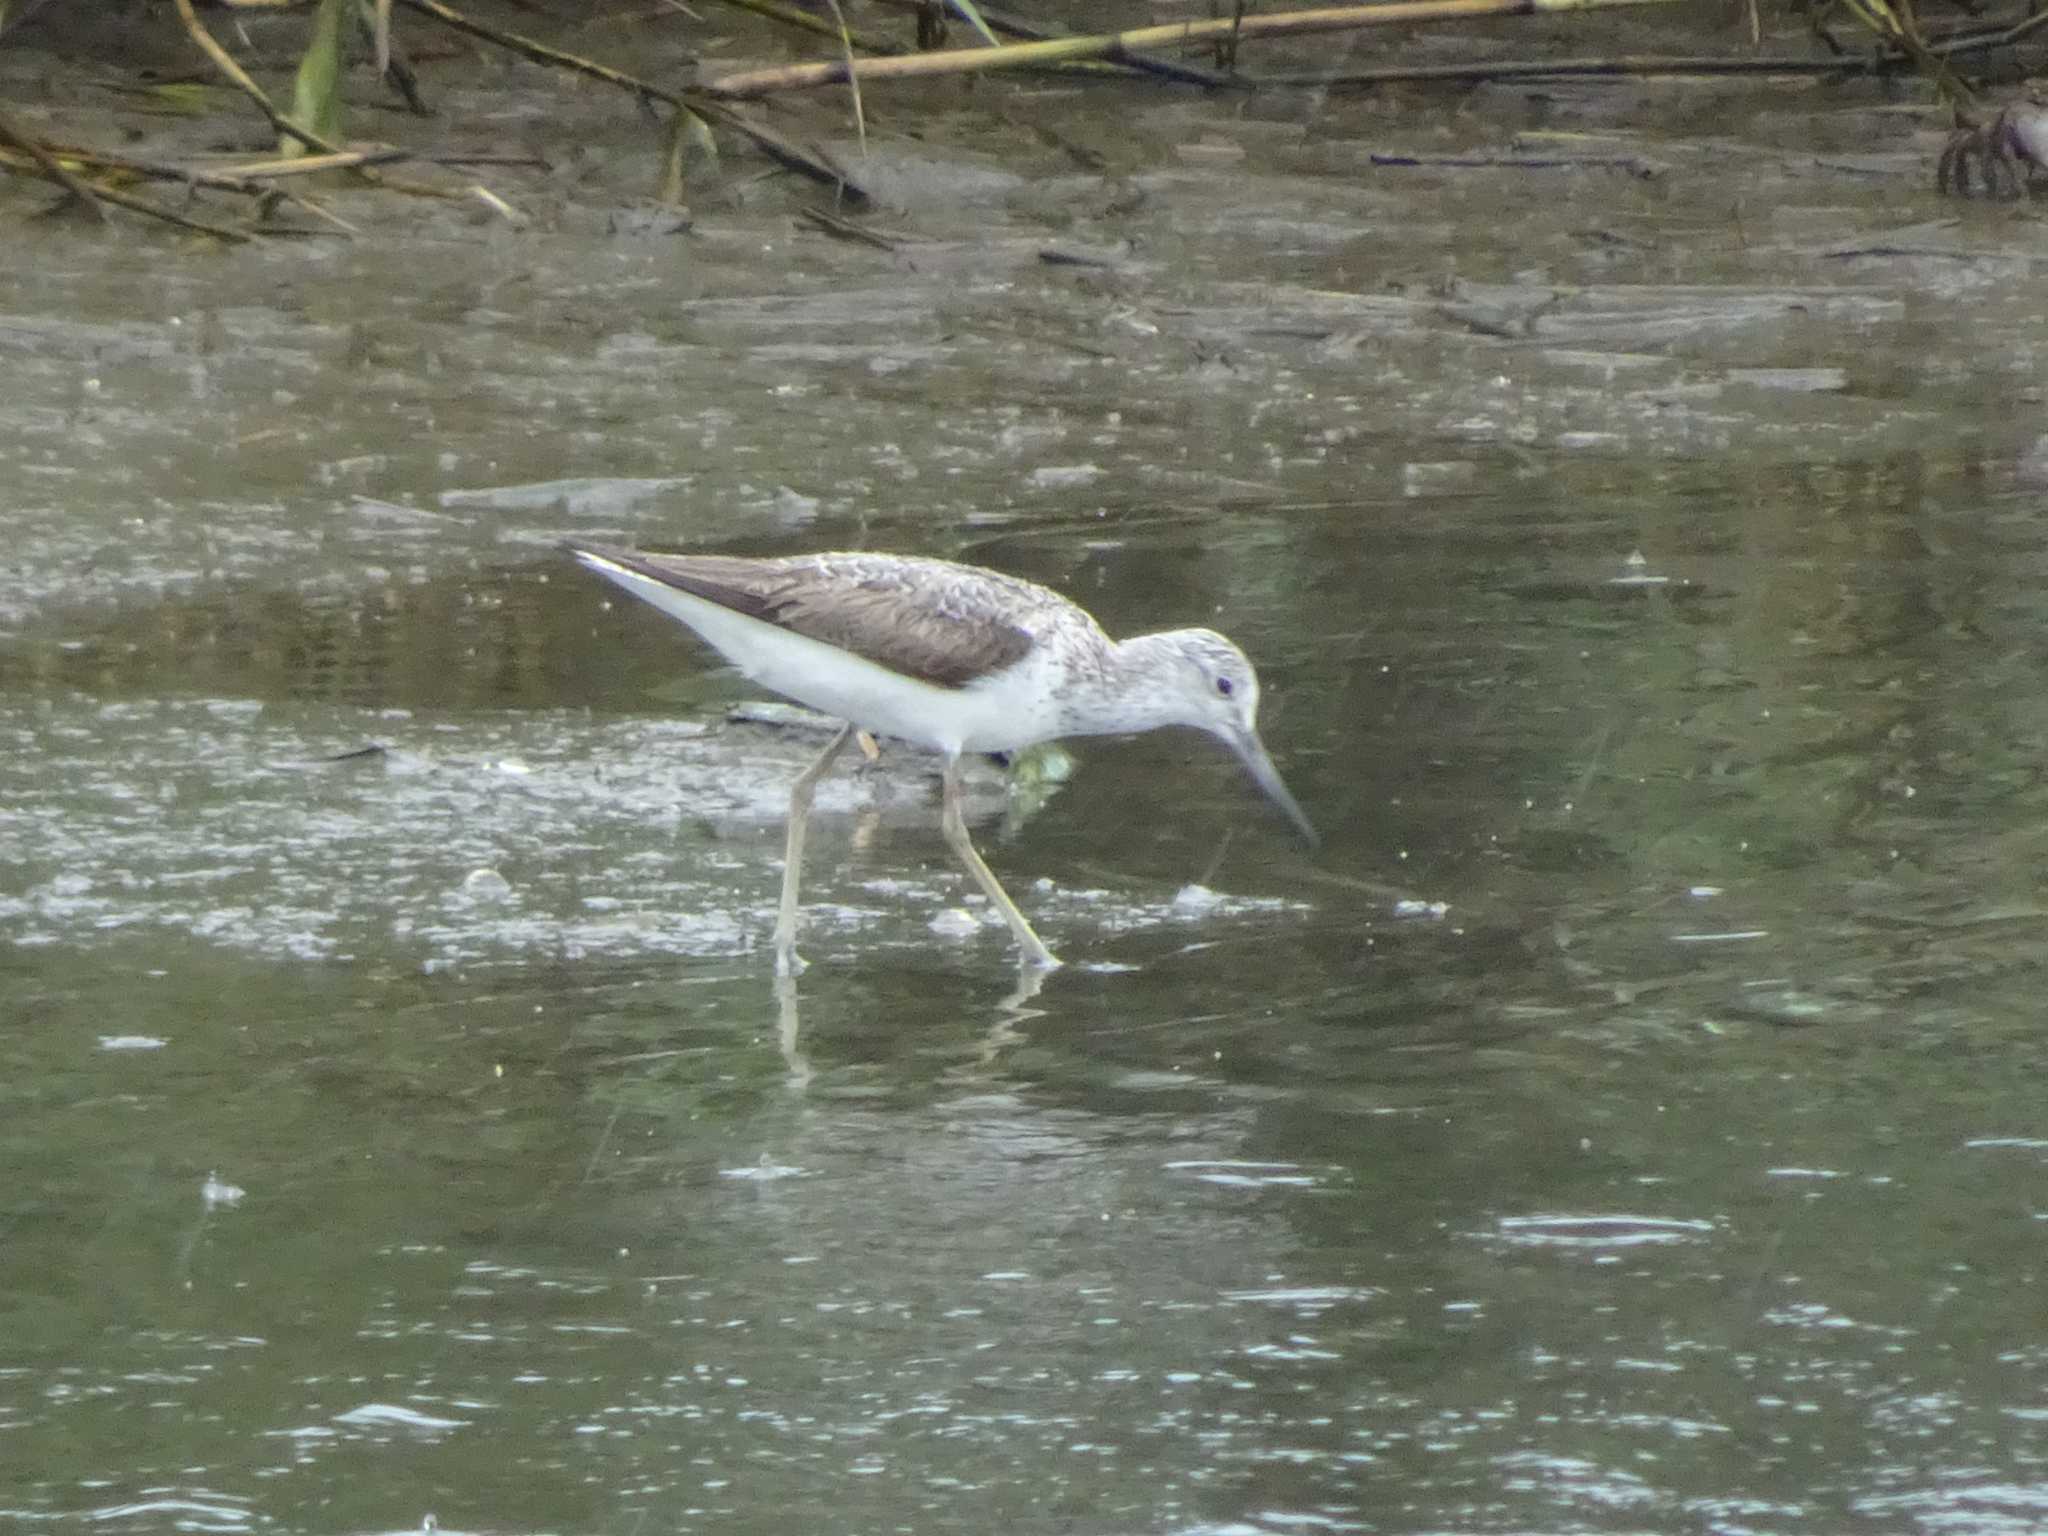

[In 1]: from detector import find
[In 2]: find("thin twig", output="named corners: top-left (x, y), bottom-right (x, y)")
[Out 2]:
top-left (1262, 52), bottom-right (1909, 86)
top-left (691, 97), bottom-right (866, 202)
top-left (820, 0), bottom-right (866, 155)
top-left (0, 151), bottom-right (254, 240)
top-left (266, 188), bottom-right (361, 234)
top-left (39, 139), bottom-right (399, 187)
top-left (2, 142), bottom-right (357, 234)
top-left (360, 0), bottom-right (434, 115)
top-left (0, 107), bottom-right (106, 220)
top-left (421, 152), bottom-right (551, 167)
top-left (798, 203), bottom-right (899, 248)
top-left (860, 0), bottom-right (1228, 86)
top-left (699, 0), bottom-right (1685, 97)
top-left (171, 0), bottom-right (339, 155)
top-left (392, 0), bottom-right (867, 200)
top-left (87, 181), bottom-right (253, 240)
top-left (396, 0), bottom-right (683, 99)
top-left (1371, 148), bottom-right (1667, 175)
top-left (1264, 7), bottom-right (2037, 91)
top-left (1834, 0), bottom-right (1972, 105)
top-left (922, 2), bottom-right (1239, 88)
top-left (1933, 5), bottom-right (2048, 58)
top-left (32, 140), bottom-right (380, 227)
top-left (467, 183), bottom-right (524, 223)
top-left (211, 146), bottom-right (416, 176)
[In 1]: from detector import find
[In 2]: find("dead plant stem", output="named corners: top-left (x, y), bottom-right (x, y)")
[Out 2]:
top-left (701, 0), bottom-right (1683, 97)
top-left (0, 107), bottom-right (106, 219)
top-left (391, 0), bottom-right (865, 198)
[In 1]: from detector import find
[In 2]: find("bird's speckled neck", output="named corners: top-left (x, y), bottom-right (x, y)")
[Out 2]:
top-left (1055, 630), bottom-right (1215, 738)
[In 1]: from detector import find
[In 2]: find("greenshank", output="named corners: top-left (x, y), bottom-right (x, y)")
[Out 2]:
top-left (568, 542), bottom-right (1314, 973)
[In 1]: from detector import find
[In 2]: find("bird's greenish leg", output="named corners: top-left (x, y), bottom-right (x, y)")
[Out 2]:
top-left (940, 754), bottom-right (1061, 970)
top-left (775, 721), bottom-right (857, 975)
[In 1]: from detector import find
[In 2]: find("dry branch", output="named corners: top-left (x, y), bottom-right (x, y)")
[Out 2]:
top-left (38, 139), bottom-right (402, 188)
top-left (926, 4), bottom-right (1237, 89)
top-left (0, 106), bottom-right (105, 220)
top-left (767, 0), bottom-right (1234, 88)
top-left (392, 0), bottom-right (867, 200)
top-left (0, 147), bottom-right (255, 239)
top-left (1, 134), bottom-right (374, 235)
top-left (1266, 52), bottom-right (1910, 86)
top-left (65, 178), bottom-right (256, 240)
top-left (210, 147), bottom-right (415, 178)
top-left (700, 0), bottom-right (1685, 97)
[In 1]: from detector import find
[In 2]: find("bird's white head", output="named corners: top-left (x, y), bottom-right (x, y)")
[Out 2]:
top-left (1142, 627), bottom-right (1266, 734)
top-left (1118, 628), bottom-right (1318, 847)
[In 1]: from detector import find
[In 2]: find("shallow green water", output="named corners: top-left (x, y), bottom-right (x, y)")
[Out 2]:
top-left (6, 13), bottom-right (2048, 1532)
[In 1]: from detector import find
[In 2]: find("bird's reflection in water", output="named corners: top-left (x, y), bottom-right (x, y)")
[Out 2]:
top-left (771, 960), bottom-right (1051, 1090)
top-left (772, 970), bottom-right (811, 1089)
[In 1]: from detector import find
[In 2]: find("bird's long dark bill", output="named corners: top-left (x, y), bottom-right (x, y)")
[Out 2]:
top-left (1228, 727), bottom-right (1319, 848)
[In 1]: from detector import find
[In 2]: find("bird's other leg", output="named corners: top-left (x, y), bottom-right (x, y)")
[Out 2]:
top-left (939, 753), bottom-right (1061, 970)
top-left (774, 721), bottom-right (857, 976)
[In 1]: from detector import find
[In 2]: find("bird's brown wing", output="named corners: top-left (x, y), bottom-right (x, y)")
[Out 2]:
top-left (571, 545), bottom-right (1039, 689)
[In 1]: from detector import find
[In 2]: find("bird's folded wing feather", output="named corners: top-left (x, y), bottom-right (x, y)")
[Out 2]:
top-left (589, 548), bottom-right (1037, 690)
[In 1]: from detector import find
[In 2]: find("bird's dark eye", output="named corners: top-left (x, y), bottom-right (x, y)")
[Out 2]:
top-left (1215, 676), bottom-right (1235, 698)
